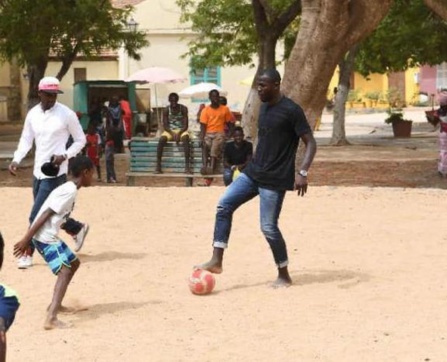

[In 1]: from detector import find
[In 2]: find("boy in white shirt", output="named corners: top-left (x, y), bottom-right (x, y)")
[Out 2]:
top-left (13, 155), bottom-right (94, 330)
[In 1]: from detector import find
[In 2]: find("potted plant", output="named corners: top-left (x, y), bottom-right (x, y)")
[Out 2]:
top-left (384, 108), bottom-right (412, 137)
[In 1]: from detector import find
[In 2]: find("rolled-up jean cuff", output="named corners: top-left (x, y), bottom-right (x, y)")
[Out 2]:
top-left (213, 241), bottom-right (228, 249)
top-left (278, 260), bottom-right (288, 268)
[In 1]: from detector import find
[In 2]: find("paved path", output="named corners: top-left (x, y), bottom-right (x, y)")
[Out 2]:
top-left (0, 107), bottom-right (439, 163)
top-left (315, 108), bottom-right (438, 161)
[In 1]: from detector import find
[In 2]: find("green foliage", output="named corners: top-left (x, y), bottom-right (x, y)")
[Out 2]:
top-left (0, 0), bottom-right (148, 68)
top-left (356, 0), bottom-right (447, 76)
top-left (347, 89), bottom-right (362, 102)
top-left (177, 0), bottom-right (256, 69)
top-left (364, 90), bottom-right (382, 101)
top-left (176, 0), bottom-right (299, 70)
top-left (384, 108), bottom-right (407, 124)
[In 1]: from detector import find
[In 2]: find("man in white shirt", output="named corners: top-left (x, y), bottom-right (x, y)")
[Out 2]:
top-left (9, 76), bottom-right (89, 269)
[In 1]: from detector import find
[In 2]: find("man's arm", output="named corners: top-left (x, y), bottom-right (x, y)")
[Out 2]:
top-left (223, 144), bottom-right (232, 168)
top-left (179, 105), bottom-right (189, 134)
top-left (0, 318), bottom-right (6, 362)
top-left (9, 116), bottom-right (34, 175)
top-left (162, 107), bottom-right (171, 133)
top-left (65, 111), bottom-right (87, 159)
top-left (237, 154), bottom-right (252, 170)
top-left (13, 208), bottom-right (55, 257)
top-left (294, 132), bottom-right (317, 197)
top-left (225, 107), bottom-right (235, 137)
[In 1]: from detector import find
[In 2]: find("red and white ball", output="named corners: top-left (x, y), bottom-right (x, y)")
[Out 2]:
top-left (189, 269), bottom-right (216, 295)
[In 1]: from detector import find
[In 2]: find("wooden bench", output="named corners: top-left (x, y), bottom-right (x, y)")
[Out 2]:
top-left (126, 137), bottom-right (222, 186)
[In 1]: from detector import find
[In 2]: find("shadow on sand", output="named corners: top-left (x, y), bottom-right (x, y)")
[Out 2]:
top-left (216, 269), bottom-right (370, 293)
top-left (71, 300), bottom-right (160, 324)
top-left (79, 251), bottom-right (147, 263)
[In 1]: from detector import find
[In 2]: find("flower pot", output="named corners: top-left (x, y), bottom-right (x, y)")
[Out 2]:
top-left (392, 120), bottom-right (412, 138)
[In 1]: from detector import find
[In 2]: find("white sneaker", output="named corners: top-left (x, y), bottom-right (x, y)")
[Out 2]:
top-left (17, 255), bottom-right (33, 269)
top-left (73, 224), bottom-right (89, 252)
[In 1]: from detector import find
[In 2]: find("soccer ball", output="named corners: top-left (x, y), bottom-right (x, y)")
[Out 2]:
top-left (189, 269), bottom-right (216, 295)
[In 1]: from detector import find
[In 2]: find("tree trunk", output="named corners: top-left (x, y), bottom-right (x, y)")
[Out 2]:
top-left (26, 57), bottom-right (48, 110)
top-left (282, 0), bottom-right (393, 130)
top-left (56, 43), bottom-right (81, 81)
top-left (424, 0), bottom-right (447, 19)
top-left (241, 88), bottom-right (261, 145)
top-left (330, 45), bottom-right (359, 146)
top-left (241, 37), bottom-right (276, 147)
top-left (242, 0), bottom-right (301, 146)
top-left (7, 59), bottom-right (23, 122)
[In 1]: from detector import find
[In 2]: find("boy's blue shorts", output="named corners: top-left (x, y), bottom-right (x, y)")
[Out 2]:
top-left (0, 284), bottom-right (20, 332)
top-left (32, 238), bottom-right (77, 275)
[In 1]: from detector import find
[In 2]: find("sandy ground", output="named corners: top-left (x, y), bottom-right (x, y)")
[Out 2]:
top-left (1, 111), bottom-right (447, 361)
top-left (1, 185), bottom-right (447, 362)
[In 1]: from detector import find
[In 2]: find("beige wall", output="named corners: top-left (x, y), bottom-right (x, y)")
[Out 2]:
top-left (131, 0), bottom-right (263, 114)
top-left (46, 60), bottom-right (119, 108)
top-left (0, 63), bottom-right (9, 121)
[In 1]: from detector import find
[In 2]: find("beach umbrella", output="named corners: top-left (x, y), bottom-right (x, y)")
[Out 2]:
top-left (178, 82), bottom-right (227, 99)
top-left (125, 66), bottom-right (186, 84)
top-left (125, 66), bottom-right (186, 108)
top-left (125, 67), bottom-right (187, 132)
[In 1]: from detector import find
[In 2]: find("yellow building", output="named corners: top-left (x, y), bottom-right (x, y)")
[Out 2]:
top-left (328, 67), bottom-right (421, 109)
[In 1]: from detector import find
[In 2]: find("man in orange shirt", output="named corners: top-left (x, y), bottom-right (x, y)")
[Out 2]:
top-left (119, 95), bottom-right (132, 139)
top-left (200, 89), bottom-right (234, 175)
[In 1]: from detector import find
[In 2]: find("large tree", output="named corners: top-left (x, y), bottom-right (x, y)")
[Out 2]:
top-left (0, 0), bottom-right (148, 107)
top-left (178, 0), bottom-right (447, 145)
top-left (177, 0), bottom-right (301, 141)
top-left (282, 0), bottom-right (393, 132)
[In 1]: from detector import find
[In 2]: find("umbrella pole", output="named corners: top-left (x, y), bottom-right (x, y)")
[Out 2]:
top-left (154, 85), bottom-right (162, 137)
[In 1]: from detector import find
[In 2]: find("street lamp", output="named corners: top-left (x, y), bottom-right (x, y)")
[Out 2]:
top-left (127, 18), bottom-right (138, 32)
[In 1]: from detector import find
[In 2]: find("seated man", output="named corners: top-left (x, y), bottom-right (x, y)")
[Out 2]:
top-left (223, 126), bottom-right (253, 186)
top-left (155, 93), bottom-right (191, 174)
top-left (200, 89), bottom-right (234, 175)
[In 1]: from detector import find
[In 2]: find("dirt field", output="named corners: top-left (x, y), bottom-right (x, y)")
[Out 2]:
top-left (2, 185), bottom-right (447, 361)
top-left (2, 122), bottom-right (447, 361)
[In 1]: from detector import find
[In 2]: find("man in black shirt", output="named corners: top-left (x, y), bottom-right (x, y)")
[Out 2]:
top-left (195, 69), bottom-right (317, 288)
top-left (223, 126), bottom-right (252, 186)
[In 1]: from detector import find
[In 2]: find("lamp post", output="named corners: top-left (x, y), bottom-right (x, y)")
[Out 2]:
top-left (125, 18), bottom-right (139, 78)
top-left (127, 18), bottom-right (138, 32)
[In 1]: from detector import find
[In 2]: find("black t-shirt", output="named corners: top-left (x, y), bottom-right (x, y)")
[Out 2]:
top-left (224, 140), bottom-right (253, 167)
top-left (244, 96), bottom-right (311, 190)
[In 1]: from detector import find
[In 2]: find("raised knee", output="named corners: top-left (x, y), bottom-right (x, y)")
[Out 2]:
top-left (216, 203), bottom-right (232, 216)
top-left (261, 223), bottom-right (276, 235)
top-left (71, 259), bottom-right (80, 272)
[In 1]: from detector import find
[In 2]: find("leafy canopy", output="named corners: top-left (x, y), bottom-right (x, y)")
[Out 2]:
top-left (356, 0), bottom-right (447, 76)
top-left (176, 0), bottom-right (299, 70)
top-left (0, 0), bottom-right (148, 67)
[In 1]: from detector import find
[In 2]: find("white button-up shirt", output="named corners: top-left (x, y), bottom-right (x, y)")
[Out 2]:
top-left (13, 102), bottom-right (86, 179)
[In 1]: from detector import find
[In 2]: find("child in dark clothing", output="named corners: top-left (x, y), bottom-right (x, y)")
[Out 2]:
top-left (223, 126), bottom-right (253, 186)
top-left (85, 122), bottom-right (103, 181)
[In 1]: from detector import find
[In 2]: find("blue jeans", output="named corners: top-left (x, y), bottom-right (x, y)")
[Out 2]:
top-left (213, 173), bottom-right (288, 268)
top-left (30, 175), bottom-right (82, 237)
top-left (223, 168), bottom-right (233, 186)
